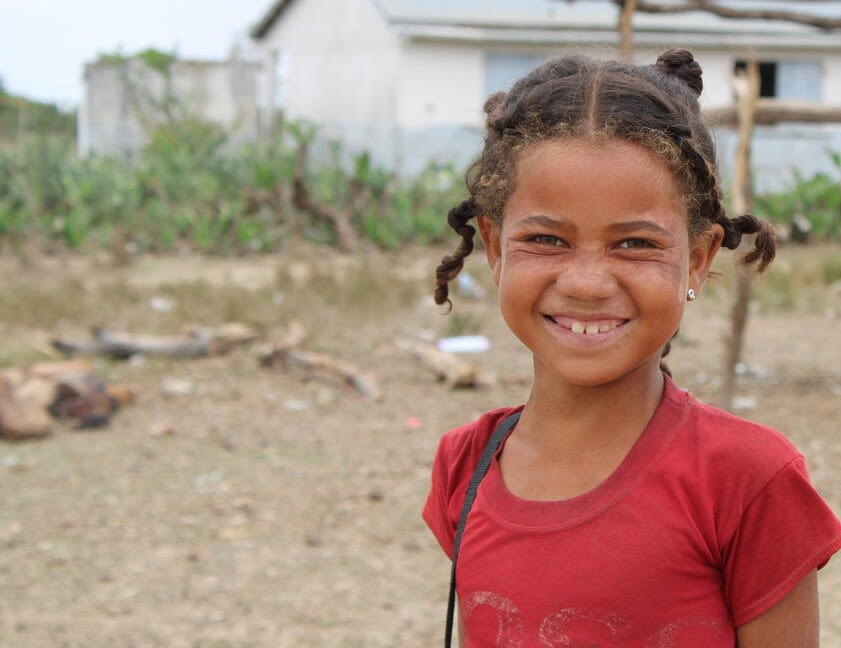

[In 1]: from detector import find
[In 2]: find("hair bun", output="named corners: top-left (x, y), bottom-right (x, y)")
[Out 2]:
top-left (655, 49), bottom-right (703, 97)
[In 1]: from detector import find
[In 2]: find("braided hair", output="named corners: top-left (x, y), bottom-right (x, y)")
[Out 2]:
top-left (434, 48), bottom-right (776, 311)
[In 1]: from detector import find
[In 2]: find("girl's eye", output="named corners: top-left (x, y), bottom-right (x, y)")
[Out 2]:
top-left (529, 234), bottom-right (565, 246)
top-left (617, 238), bottom-right (656, 249)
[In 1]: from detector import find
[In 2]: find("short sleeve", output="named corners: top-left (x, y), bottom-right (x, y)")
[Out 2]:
top-left (422, 434), bottom-right (458, 559)
top-left (723, 456), bottom-right (841, 626)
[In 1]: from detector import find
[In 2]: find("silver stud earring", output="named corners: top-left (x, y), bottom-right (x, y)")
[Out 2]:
top-left (687, 288), bottom-right (697, 302)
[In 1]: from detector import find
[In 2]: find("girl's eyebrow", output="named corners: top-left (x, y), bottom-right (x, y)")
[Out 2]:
top-left (607, 220), bottom-right (674, 237)
top-left (513, 215), bottom-right (673, 238)
top-left (513, 214), bottom-right (573, 230)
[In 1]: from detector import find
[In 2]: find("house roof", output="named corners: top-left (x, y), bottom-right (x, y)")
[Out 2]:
top-left (250, 0), bottom-right (293, 39)
top-left (250, 0), bottom-right (841, 46)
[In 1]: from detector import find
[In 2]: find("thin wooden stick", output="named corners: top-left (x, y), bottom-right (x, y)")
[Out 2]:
top-left (721, 61), bottom-right (759, 411)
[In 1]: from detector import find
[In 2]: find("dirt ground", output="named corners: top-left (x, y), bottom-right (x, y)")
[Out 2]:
top-left (0, 243), bottom-right (840, 647)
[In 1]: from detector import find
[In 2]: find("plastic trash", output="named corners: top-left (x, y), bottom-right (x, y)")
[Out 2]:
top-left (457, 272), bottom-right (485, 299)
top-left (149, 296), bottom-right (175, 312)
top-left (436, 335), bottom-right (491, 353)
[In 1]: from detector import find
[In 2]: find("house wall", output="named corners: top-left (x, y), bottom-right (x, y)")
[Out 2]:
top-left (389, 41), bottom-right (485, 171)
top-left (397, 42), bottom-right (484, 128)
top-left (258, 0), bottom-right (402, 158)
top-left (78, 58), bottom-right (260, 157)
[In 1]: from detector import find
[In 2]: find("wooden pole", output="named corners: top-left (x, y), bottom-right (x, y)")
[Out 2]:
top-left (619, 0), bottom-right (640, 60)
top-left (721, 61), bottom-right (759, 410)
top-left (704, 100), bottom-right (841, 127)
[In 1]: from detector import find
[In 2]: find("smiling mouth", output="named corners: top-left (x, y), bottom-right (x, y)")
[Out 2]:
top-left (544, 315), bottom-right (628, 336)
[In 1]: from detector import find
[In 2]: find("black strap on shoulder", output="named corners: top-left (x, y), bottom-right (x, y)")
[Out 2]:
top-left (444, 410), bottom-right (521, 648)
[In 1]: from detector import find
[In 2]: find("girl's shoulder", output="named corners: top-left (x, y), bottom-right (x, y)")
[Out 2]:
top-left (678, 386), bottom-right (801, 466)
top-left (436, 405), bottom-right (524, 465)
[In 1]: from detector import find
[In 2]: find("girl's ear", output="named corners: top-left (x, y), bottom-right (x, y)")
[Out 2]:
top-left (477, 216), bottom-right (503, 286)
top-left (689, 223), bottom-right (724, 293)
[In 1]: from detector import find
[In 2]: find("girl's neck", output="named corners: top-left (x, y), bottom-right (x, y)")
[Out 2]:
top-left (518, 360), bottom-right (665, 454)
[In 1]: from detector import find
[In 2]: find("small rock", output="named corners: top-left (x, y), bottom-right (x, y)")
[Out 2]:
top-left (733, 395), bottom-right (757, 411)
top-left (402, 539), bottom-right (421, 552)
top-left (3, 454), bottom-right (34, 473)
top-left (367, 489), bottom-right (385, 503)
top-left (149, 422), bottom-right (175, 437)
top-left (314, 387), bottom-right (337, 407)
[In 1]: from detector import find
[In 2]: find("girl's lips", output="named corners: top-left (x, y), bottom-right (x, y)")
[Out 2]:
top-left (545, 315), bottom-right (629, 336)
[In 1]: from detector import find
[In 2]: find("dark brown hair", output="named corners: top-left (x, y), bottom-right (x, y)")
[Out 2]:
top-left (434, 49), bottom-right (776, 310)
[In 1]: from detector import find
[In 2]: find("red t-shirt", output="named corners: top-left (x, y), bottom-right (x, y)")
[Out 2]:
top-left (423, 377), bottom-right (841, 647)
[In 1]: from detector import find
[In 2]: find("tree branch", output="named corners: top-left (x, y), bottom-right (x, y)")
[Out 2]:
top-left (626, 0), bottom-right (841, 30)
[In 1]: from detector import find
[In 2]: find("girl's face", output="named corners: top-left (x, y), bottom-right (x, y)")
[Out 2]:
top-left (478, 138), bottom-right (723, 390)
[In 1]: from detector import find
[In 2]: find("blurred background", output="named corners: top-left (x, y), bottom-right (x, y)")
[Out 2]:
top-left (1, 1), bottom-right (840, 646)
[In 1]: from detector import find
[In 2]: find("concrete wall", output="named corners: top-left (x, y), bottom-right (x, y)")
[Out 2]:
top-left (79, 58), bottom-right (261, 157)
top-left (397, 41), bottom-right (484, 128)
top-left (258, 0), bottom-right (401, 155)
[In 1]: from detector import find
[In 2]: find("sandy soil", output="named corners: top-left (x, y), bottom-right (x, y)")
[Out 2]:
top-left (0, 244), bottom-right (839, 647)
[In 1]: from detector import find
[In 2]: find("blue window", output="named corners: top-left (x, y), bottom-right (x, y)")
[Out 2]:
top-left (485, 53), bottom-right (548, 95)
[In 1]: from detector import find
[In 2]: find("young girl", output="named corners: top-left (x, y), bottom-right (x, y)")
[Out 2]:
top-left (423, 49), bottom-right (841, 648)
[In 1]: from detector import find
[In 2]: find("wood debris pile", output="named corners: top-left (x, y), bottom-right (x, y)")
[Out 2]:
top-left (2, 320), bottom-right (492, 440)
top-left (0, 360), bottom-right (135, 440)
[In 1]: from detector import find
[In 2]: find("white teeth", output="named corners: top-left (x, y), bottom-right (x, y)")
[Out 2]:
top-left (567, 320), bottom-right (619, 335)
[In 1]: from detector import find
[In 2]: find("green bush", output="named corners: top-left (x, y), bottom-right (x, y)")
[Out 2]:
top-left (755, 150), bottom-right (841, 239)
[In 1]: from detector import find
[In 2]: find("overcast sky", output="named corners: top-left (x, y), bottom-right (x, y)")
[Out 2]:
top-left (0, 0), bottom-right (272, 108)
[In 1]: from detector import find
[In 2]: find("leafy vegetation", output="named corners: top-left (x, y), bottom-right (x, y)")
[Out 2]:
top-left (0, 116), bottom-right (462, 254)
top-left (0, 81), bottom-right (75, 141)
top-left (755, 150), bottom-right (841, 239)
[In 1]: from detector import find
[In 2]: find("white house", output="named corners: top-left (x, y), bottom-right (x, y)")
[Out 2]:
top-left (250, 0), bottom-right (841, 186)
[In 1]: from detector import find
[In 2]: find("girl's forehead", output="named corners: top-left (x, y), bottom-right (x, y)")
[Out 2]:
top-left (515, 137), bottom-right (680, 189)
top-left (506, 137), bottom-right (688, 224)
top-left (518, 136), bottom-right (659, 165)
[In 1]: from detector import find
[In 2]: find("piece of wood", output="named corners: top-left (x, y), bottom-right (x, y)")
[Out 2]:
top-left (397, 339), bottom-right (491, 389)
top-left (257, 321), bottom-right (307, 367)
top-left (281, 348), bottom-right (382, 400)
top-left (52, 324), bottom-right (257, 359)
top-left (291, 141), bottom-right (361, 252)
top-left (619, 0), bottom-right (640, 60)
top-left (704, 101), bottom-right (841, 127)
top-left (721, 61), bottom-right (760, 411)
top-left (0, 397), bottom-right (52, 440)
top-left (184, 322), bottom-right (259, 355)
top-left (614, 1), bottom-right (841, 31)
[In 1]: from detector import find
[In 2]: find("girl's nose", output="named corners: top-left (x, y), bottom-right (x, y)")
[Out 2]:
top-left (555, 252), bottom-right (617, 300)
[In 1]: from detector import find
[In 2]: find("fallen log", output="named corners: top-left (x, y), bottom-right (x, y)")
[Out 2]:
top-left (397, 339), bottom-right (493, 389)
top-left (259, 323), bottom-right (380, 400)
top-left (281, 348), bottom-right (382, 401)
top-left (257, 321), bottom-right (307, 367)
top-left (52, 323), bottom-right (258, 360)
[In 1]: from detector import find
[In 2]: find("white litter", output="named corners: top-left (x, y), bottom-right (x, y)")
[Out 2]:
top-left (436, 335), bottom-right (491, 353)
